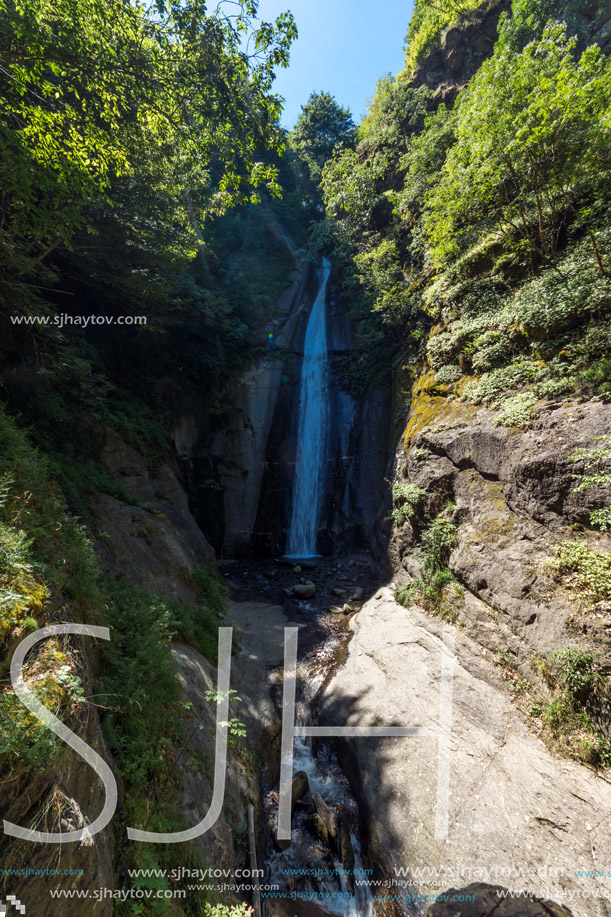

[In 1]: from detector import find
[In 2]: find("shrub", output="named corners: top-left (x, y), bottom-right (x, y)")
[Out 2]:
top-left (395, 574), bottom-right (457, 617)
top-left (590, 508), bottom-right (611, 532)
top-left (395, 584), bottom-right (413, 607)
top-left (205, 906), bottom-right (253, 916)
top-left (493, 392), bottom-right (538, 429)
top-left (539, 643), bottom-right (610, 769)
top-left (0, 519), bottom-right (46, 640)
top-left (549, 541), bottom-right (611, 612)
top-left (578, 357), bottom-right (611, 393)
top-left (0, 407), bottom-right (103, 617)
top-left (550, 647), bottom-right (599, 704)
top-left (419, 517), bottom-right (458, 572)
top-left (391, 483), bottom-right (427, 526)
top-left (0, 692), bottom-right (58, 775)
top-left (419, 568), bottom-right (456, 613)
top-left (434, 365), bottom-right (462, 384)
top-left (99, 583), bottom-right (181, 797)
top-left (469, 362), bottom-right (540, 405)
top-left (543, 697), bottom-right (573, 732)
top-left (534, 376), bottom-right (573, 399)
top-left (0, 638), bottom-right (85, 777)
top-left (398, 515), bottom-right (460, 617)
top-left (570, 436), bottom-right (611, 532)
top-left (424, 25), bottom-right (611, 267)
top-left (179, 565), bottom-right (230, 662)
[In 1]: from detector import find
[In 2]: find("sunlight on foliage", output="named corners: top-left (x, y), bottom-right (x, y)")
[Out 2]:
top-left (549, 542), bottom-right (611, 613)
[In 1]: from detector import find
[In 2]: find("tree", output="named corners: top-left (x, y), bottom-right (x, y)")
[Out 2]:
top-left (0, 0), bottom-right (297, 283)
top-left (424, 23), bottom-right (611, 267)
top-left (289, 91), bottom-right (355, 199)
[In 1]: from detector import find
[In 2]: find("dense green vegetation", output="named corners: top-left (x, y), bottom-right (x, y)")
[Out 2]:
top-left (537, 646), bottom-right (611, 769)
top-left (395, 507), bottom-right (461, 619)
top-left (570, 436), bottom-right (611, 531)
top-left (0, 0), bottom-right (303, 484)
top-left (402, 0), bottom-right (603, 74)
top-left (0, 1), bottom-right (302, 910)
top-left (0, 402), bottom-right (241, 912)
top-left (0, 0), bottom-right (295, 277)
top-left (316, 0), bottom-right (611, 410)
top-left (1, 0), bottom-right (611, 902)
top-left (315, 0), bottom-right (611, 771)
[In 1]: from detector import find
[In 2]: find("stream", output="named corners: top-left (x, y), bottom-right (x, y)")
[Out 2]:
top-left (264, 632), bottom-right (375, 917)
top-left (226, 261), bottom-right (390, 916)
top-left (223, 555), bottom-right (389, 917)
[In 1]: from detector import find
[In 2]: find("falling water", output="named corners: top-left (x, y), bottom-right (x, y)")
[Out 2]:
top-left (287, 258), bottom-right (332, 558)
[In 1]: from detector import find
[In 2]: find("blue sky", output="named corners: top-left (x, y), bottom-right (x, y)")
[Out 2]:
top-left (254, 0), bottom-right (415, 127)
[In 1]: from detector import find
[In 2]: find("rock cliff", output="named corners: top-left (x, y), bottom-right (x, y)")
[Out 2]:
top-left (316, 368), bottom-right (611, 916)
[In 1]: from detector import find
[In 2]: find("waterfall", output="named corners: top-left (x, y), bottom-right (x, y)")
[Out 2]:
top-left (286, 257), bottom-right (331, 558)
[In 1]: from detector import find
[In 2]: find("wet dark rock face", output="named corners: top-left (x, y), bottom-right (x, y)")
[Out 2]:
top-left (177, 260), bottom-right (391, 559)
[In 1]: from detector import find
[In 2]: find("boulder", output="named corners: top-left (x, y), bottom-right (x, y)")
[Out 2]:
top-left (319, 587), bottom-right (611, 916)
top-left (338, 819), bottom-right (355, 875)
top-left (312, 792), bottom-right (337, 840)
top-left (292, 770), bottom-right (310, 808)
top-left (309, 812), bottom-right (330, 847)
top-left (293, 581), bottom-right (316, 599)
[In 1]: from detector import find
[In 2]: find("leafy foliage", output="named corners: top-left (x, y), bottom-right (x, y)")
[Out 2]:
top-left (539, 644), bottom-right (611, 770)
top-left (0, 0), bottom-right (309, 548)
top-left (396, 513), bottom-right (460, 617)
top-left (498, 0), bottom-right (604, 52)
top-left (392, 482), bottom-right (427, 526)
top-left (550, 647), bottom-right (600, 704)
top-left (98, 583), bottom-right (181, 796)
top-left (290, 91), bottom-right (356, 198)
top-left (424, 24), bottom-right (611, 267)
top-left (0, 406), bottom-right (102, 614)
top-left (493, 392), bottom-right (538, 429)
top-left (205, 906), bottom-right (253, 917)
top-left (0, 0), bottom-right (297, 283)
top-left (419, 516), bottom-right (459, 572)
top-left (325, 2), bottom-right (611, 404)
top-left (548, 541), bottom-right (611, 613)
top-left (174, 565), bottom-right (229, 663)
top-left (0, 507), bottom-right (46, 640)
top-left (570, 436), bottom-right (611, 532)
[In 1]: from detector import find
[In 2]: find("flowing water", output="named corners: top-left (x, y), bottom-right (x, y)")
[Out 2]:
top-left (264, 639), bottom-right (375, 917)
top-left (287, 258), bottom-right (332, 558)
top-left (265, 259), bottom-right (376, 915)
